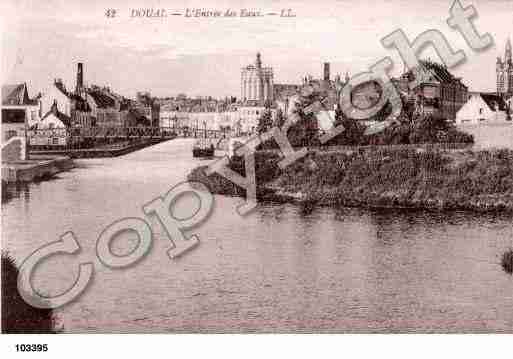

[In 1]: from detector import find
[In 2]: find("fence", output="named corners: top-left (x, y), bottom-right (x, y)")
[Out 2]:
top-left (26, 126), bottom-right (227, 151)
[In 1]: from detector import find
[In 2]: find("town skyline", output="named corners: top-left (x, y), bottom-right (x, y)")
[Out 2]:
top-left (2, 0), bottom-right (513, 99)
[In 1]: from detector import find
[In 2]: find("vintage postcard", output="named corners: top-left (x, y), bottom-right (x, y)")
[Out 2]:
top-left (1, 0), bottom-right (513, 346)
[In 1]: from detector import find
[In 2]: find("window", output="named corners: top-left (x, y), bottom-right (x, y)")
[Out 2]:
top-left (52, 137), bottom-right (59, 145)
top-left (479, 108), bottom-right (483, 115)
top-left (5, 130), bottom-right (17, 141)
top-left (49, 123), bottom-right (55, 129)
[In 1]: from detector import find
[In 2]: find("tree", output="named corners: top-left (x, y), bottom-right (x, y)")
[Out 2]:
top-left (273, 108), bottom-right (285, 129)
top-left (325, 106), bottom-right (365, 146)
top-left (256, 109), bottom-right (273, 135)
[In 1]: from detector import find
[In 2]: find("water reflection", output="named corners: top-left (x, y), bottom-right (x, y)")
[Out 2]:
top-left (2, 139), bottom-right (513, 333)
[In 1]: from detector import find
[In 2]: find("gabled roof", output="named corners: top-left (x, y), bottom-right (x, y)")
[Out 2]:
top-left (54, 80), bottom-right (70, 97)
top-left (41, 104), bottom-right (72, 127)
top-left (51, 81), bottom-right (90, 111)
top-left (87, 89), bottom-right (116, 108)
top-left (2, 83), bottom-right (37, 106)
top-left (405, 60), bottom-right (467, 88)
top-left (480, 93), bottom-right (507, 112)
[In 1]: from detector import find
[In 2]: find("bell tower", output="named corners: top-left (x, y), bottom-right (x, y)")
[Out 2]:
top-left (506, 38), bottom-right (512, 64)
top-left (497, 38), bottom-right (513, 97)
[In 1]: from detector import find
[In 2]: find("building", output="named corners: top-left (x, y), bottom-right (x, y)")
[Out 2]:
top-left (456, 92), bottom-right (510, 124)
top-left (236, 105), bottom-right (275, 134)
top-left (40, 64), bottom-right (92, 128)
top-left (29, 101), bottom-right (71, 147)
top-left (135, 92), bottom-right (160, 127)
top-left (496, 38), bottom-right (513, 98)
top-left (2, 83), bottom-right (40, 142)
top-left (273, 84), bottom-right (302, 102)
top-left (241, 52), bottom-right (273, 104)
top-left (38, 101), bottom-right (72, 128)
top-left (87, 86), bottom-right (129, 127)
top-left (398, 60), bottom-right (468, 121)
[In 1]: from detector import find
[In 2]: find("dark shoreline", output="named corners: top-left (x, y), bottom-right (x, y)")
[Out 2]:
top-left (28, 137), bottom-right (174, 159)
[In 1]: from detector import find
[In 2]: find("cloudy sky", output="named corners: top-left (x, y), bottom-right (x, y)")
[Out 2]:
top-left (1, 0), bottom-right (512, 98)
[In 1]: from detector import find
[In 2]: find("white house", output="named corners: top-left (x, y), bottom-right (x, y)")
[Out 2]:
top-left (29, 101), bottom-right (71, 146)
top-left (38, 102), bottom-right (71, 129)
top-left (40, 80), bottom-right (72, 117)
top-left (456, 93), bottom-right (510, 124)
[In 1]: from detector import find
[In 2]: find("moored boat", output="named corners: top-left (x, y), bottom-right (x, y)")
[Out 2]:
top-left (192, 139), bottom-right (215, 158)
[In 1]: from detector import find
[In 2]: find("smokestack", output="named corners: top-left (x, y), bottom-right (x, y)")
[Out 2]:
top-left (323, 62), bottom-right (330, 81)
top-left (76, 63), bottom-right (83, 93)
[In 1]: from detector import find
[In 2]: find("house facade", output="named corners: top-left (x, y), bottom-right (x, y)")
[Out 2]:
top-left (2, 83), bottom-right (40, 142)
top-left (456, 93), bottom-right (510, 124)
top-left (398, 60), bottom-right (468, 121)
top-left (29, 101), bottom-right (71, 146)
top-left (87, 87), bottom-right (128, 127)
top-left (40, 78), bottom-right (92, 128)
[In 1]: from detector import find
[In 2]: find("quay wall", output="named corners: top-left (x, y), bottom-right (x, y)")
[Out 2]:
top-left (2, 156), bottom-right (73, 183)
top-left (28, 138), bottom-right (170, 159)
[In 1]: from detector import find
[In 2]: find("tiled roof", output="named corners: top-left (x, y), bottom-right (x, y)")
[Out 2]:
top-left (88, 89), bottom-right (116, 108)
top-left (54, 81), bottom-right (70, 97)
top-left (41, 107), bottom-right (72, 127)
top-left (2, 83), bottom-right (37, 105)
top-left (480, 93), bottom-right (508, 112)
top-left (406, 60), bottom-right (467, 87)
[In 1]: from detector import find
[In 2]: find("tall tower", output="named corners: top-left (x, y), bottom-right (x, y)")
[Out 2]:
top-left (497, 38), bottom-right (513, 97)
top-left (76, 62), bottom-right (84, 95)
top-left (256, 52), bottom-right (262, 69)
top-left (240, 52), bottom-right (273, 104)
top-left (506, 38), bottom-right (512, 64)
top-left (323, 62), bottom-right (330, 81)
top-left (256, 52), bottom-right (264, 104)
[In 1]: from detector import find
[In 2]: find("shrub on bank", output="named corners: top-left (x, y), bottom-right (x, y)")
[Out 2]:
top-left (502, 249), bottom-right (513, 274)
top-left (325, 114), bottom-right (474, 146)
top-left (279, 148), bottom-right (513, 211)
top-left (189, 148), bottom-right (513, 212)
top-left (187, 151), bottom-right (282, 197)
top-left (1, 252), bottom-right (58, 333)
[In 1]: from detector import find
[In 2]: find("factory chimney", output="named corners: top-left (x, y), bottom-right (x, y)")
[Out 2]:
top-left (76, 62), bottom-right (84, 94)
top-left (323, 62), bottom-right (330, 81)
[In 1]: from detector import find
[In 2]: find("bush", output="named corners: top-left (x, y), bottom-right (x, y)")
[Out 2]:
top-left (501, 249), bottom-right (513, 274)
top-left (1, 252), bottom-right (58, 333)
top-left (327, 114), bottom-right (474, 146)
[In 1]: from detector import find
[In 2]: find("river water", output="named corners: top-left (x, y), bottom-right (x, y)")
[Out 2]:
top-left (2, 139), bottom-right (513, 333)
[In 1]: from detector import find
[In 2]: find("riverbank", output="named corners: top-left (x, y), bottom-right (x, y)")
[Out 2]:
top-left (2, 155), bottom-right (73, 184)
top-left (1, 252), bottom-right (58, 333)
top-left (188, 148), bottom-right (513, 213)
top-left (28, 138), bottom-right (173, 159)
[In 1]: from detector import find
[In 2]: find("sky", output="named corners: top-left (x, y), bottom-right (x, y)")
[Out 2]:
top-left (1, 0), bottom-right (512, 99)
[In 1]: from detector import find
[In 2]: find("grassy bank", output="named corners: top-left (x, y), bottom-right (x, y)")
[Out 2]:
top-left (1, 252), bottom-right (58, 333)
top-left (188, 148), bottom-right (513, 212)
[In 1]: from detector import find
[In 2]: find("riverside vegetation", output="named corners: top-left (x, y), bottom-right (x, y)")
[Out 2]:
top-left (1, 252), bottom-right (59, 333)
top-left (188, 90), bottom-right (513, 213)
top-left (189, 147), bottom-right (513, 212)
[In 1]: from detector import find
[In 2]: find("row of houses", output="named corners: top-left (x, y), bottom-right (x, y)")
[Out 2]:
top-left (2, 63), bottom-right (160, 144)
top-left (159, 103), bottom-right (275, 135)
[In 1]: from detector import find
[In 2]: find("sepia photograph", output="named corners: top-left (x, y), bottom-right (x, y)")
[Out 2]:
top-left (1, 0), bottom-right (513, 354)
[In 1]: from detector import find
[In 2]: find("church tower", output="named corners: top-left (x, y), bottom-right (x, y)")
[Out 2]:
top-left (497, 38), bottom-right (513, 97)
top-left (240, 52), bottom-right (274, 105)
top-left (506, 38), bottom-right (512, 63)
